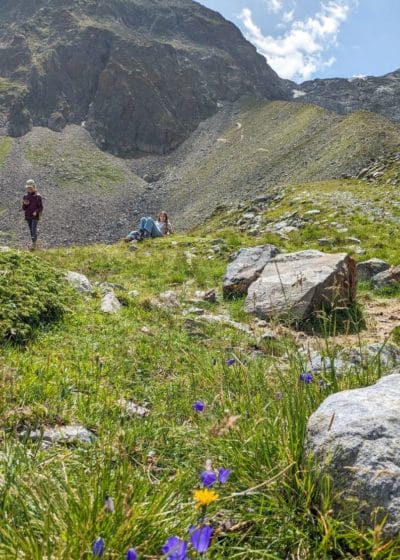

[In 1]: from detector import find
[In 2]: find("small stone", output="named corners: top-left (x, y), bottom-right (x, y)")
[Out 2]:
top-left (101, 292), bottom-right (122, 314)
top-left (261, 330), bottom-right (278, 341)
top-left (118, 399), bottom-right (150, 417)
top-left (242, 212), bottom-right (256, 220)
top-left (24, 425), bottom-right (96, 449)
top-left (65, 271), bottom-right (93, 293)
top-left (158, 290), bottom-right (180, 307)
top-left (183, 307), bottom-right (205, 315)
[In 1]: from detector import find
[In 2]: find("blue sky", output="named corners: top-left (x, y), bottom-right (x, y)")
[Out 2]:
top-left (198, 0), bottom-right (400, 83)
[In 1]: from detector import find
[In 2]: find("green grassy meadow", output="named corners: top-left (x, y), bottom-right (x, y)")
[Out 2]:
top-left (1, 205), bottom-right (400, 558)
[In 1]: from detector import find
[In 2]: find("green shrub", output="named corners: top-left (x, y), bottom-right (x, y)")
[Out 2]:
top-left (0, 250), bottom-right (70, 342)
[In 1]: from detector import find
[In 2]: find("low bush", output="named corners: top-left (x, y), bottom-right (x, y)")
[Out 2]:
top-left (0, 250), bottom-right (70, 342)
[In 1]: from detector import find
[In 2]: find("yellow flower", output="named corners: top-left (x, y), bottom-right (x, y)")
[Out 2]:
top-left (193, 488), bottom-right (219, 509)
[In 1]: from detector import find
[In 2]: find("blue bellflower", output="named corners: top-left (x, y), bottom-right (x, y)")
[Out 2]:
top-left (162, 536), bottom-right (188, 560)
top-left (193, 400), bottom-right (205, 412)
top-left (190, 525), bottom-right (213, 554)
top-left (299, 372), bottom-right (313, 384)
top-left (92, 537), bottom-right (105, 558)
top-left (218, 467), bottom-right (232, 484)
top-left (126, 548), bottom-right (138, 560)
top-left (200, 470), bottom-right (217, 488)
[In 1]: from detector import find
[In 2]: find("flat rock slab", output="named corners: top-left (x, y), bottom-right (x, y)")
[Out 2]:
top-left (223, 244), bottom-right (280, 298)
top-left (245, 250), bottom-right (356, 323)
top-left (25, 425), bottom-right (97, 449)
top-left (306, 374), bottom-right (400, 536)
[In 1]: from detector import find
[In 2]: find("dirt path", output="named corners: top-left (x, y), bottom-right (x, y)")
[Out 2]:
top-left (293, 296), bottom-right (400, 353)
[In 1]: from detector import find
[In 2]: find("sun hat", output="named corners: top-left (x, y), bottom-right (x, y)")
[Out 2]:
top-left (25, 179), bottom-right (36, 190)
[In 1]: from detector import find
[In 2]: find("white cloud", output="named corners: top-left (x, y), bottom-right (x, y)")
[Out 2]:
top-left (282, 10), bottom-right (295, 24)
top-left (265, 0), bottom-right (283, 13)
top-left (239, 1), bottom-right (351, 82)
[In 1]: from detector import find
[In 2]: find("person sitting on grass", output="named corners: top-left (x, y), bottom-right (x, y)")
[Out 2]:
top-left (125, 211), bottom-right (173, 241)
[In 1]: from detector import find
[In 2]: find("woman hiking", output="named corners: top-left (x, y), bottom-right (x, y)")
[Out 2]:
top-left (22, 179), bottom-right (43, 250)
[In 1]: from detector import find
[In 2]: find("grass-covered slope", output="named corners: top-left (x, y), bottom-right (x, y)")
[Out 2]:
top-left (167, 100), bottom-right (400, 225)
top-left (0, 226), bottom-right (399, 557)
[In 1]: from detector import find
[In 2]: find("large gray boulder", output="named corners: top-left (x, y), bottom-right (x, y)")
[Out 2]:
top-left (357, 258), bottom-right (390, 282)
top-left (306, 374), bottom-right (400, 536)
top-left (223, 244), bottom-right (280, 298)
top-left (244, 250), bottom-right (356, 322)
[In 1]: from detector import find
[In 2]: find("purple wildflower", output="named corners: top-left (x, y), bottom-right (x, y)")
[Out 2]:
top-left (162, 536), bottom-right (188, 560)
top-left (218, 467), bottom-right (232, 484)
top-left (193, 400), bottom-right (205, 412)
top-left (275, 391), bottom-right (283, 399)
top-left (200, 470), bottom-right (217, 488)
top-left (225, 358), bottom-right (236, 366)
top-left (92, 537), bottom-right (105, 558)
top-left (190, 525), bottom-right (214, 554)
top-left (126, 549), bottom-right (138, 560)
top-left (299, 372), bottom-right (313, 384)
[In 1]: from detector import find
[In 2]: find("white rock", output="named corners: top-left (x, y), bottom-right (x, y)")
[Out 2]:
top-left (65, 271), bottom-right (93, 293)
top-left (101, 292), bottom-right (122, 314)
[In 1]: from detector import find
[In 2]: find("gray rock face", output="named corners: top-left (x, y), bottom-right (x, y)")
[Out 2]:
top-left (244, 250), bottom-right (356, 322)
top-left (0, 0), bottom-right (289, 155)
top-left (357, 258), bottom-right (390, 282)
top-left (306, 374), bottom-right (400, 536)
top-left (293, 69), bottom-right (400, 122)
top-left (65, 271), bottom-right (93, 293)
top-left (373, 265), bottom-right (400, 288)
top-left (223, 244), bottom-right (280, 298)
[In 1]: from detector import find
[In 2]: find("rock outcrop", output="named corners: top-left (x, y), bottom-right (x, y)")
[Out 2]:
top-left (244, 250), bottom-right (356, 323)
top-left (373, 265), bottom-right (400, 289)
top-left (306, 374), bottom-right (400, 537)
top-left (292, 69), bottom-right (400, 123)
top-left (356, 258), bottom-right (390, 282)
top-left (0, 0), bottom-right (289, 155)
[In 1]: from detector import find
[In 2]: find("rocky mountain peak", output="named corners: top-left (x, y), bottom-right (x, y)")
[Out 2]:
top-left (0, 0), bottom-right (289, 155)
top-left (291, 69), bottom-right (400, 122)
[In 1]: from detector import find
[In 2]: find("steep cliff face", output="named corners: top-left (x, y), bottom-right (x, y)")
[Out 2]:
top-left (291, 70), bottom-right (400, 122)
top-left (0, 0), bottom-right (289, 155)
